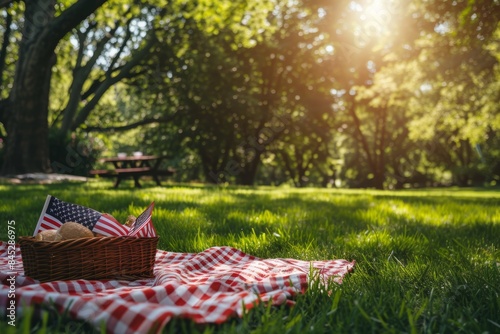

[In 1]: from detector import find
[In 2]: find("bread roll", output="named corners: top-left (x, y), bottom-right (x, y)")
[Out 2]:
top-left (35, 229), bottom-right (61, 241)
top-left (124, 215), bottom-right (136, 227)
top-left (58, 222), bottom-right (94, 240)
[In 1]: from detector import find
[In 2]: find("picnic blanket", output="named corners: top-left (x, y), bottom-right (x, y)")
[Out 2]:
top-left (0, 241), bottom-right (354, 333)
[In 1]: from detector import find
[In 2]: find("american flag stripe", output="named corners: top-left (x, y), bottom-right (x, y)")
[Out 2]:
top-left (134, 225), bottom-right (153, 238)
top-left (144, 224), bottom-right (154, 238)
top-left (132, 220), bottom-right (155, 237)
top-left (130, 216), bottom-right (152, 237)
top-left (39, 214), bottom-right (63, 231)
top-left (93, 215), bottom-right (130, 237)
top-left (128, 203), bottom-right (156, 238)
top-left (33, 196), bottom-right (55, 236)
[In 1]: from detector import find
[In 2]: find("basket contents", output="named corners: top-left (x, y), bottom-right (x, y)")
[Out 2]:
top-left (32, 195), bottom-right (156, 238)
top-left (125, 215), bottom-right (137, 227)
top-left (35, 221), bottom-right (95, 241)
top-left (34, 229), bottom-right (61, 241)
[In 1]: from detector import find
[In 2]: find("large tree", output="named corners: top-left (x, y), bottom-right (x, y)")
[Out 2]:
top-left (171, 0), bottom-right (342, 185)
top-left (1, 0), bottom-right (108, 175)
top-left (406, 0), bottom-right (500, 185)
top-left (344, 0), bottom-right (500, 187)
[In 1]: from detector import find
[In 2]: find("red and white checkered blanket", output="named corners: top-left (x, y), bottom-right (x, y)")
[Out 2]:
top-left (0, 242), bottom-right (354, 333)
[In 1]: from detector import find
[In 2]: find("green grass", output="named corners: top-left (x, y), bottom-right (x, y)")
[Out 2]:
top-left (1, 180), bottom-right (499, 333)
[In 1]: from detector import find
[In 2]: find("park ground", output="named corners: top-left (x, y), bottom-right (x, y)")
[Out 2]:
top-left (0, 180), bottom-right (499, 333)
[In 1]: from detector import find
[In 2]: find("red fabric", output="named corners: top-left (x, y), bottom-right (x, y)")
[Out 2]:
top-left (0, 242), bottom-right (354, 333)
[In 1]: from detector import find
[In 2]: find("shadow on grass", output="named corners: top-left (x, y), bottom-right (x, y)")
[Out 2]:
top-left (2, 183), bottom-right (499, 252)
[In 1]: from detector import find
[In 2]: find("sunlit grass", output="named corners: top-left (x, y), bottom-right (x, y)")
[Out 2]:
top-left (0, 180), bottom-right (499, 333)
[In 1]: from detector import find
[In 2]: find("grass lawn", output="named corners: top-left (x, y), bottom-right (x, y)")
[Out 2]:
top-left (0, 180), bottom-right (499, 333)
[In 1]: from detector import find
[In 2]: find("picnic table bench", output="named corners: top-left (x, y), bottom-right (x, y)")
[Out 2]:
top-left (90, 155), bottom-right (175, 188)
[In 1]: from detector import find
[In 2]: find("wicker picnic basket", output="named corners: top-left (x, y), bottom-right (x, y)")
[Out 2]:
top-left (19, 236), bottom-right (158, 282)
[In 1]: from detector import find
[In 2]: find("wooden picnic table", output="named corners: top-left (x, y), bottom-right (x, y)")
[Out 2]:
top-left (90, 155), bottom-right (175, 188)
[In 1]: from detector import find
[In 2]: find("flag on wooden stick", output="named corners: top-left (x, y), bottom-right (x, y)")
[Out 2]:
top-left (127, 202), bottom-right (156, 237)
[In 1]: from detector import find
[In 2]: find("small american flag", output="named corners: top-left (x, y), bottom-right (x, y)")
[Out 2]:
top-left (33, 195), bottom-right (129, 237)
top-left (127, 202), bottom-right (156, 237)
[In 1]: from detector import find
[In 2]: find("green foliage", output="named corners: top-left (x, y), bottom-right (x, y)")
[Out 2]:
top-left (0, 2), bottom-right (22, 100)
top-left (48, 130), bottom-right (107, 176)
top-left (122, 0), bottom-right (340, 185)
top-left (328, 0), bottom-right (500, 188)
top-left (1, 0), bottom-right (499, 187)
top-left (0, 183), bottom-right (499, 333)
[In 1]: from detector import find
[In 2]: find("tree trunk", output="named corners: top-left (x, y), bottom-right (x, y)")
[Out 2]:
top-left (1, 0), bottom-right (107, 175)
top-left (1, 1), bottom-right (56, 174)
top-left (372, 169), bottom-right (385, 190)
top-left (237, 153), bottom-right (261, 186)
top-left (2, 62), bottom-right (55, 174)
top-left (280, 150), bottom-right (299, 187)
top-left (374, 107), bottom-right (387, 190)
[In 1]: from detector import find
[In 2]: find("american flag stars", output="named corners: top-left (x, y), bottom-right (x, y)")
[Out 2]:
top-left (45, 196), bottom-right (102, 229)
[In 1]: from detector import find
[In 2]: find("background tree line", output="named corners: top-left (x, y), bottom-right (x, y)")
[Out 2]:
top-left (0, 0), bottom-right (498, 189)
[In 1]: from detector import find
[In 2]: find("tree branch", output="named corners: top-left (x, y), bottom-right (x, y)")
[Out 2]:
top-left (303, 141), bottom-right (323, 172)
top-left (0, 0), bottom-right (14, 10)
top-left (74, 21), bottom-right (97, 69)
top-left (71, 32), bottom-right (157, 130)
top-left (48, 0), bottom-right (108, 44)
top-left (80, 76), bottom-right (105, 100)
top-left (84, 114), bottom-right (176, 132)
top-left (60, 20), bottom-right (121, 133)
top-left (107, 19), bottom-right (133, 73)
top-left (280, 150), bottom-right (297, 185)
top-left (348, 102), bottom-right (374, 169)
